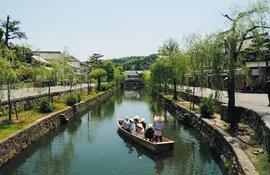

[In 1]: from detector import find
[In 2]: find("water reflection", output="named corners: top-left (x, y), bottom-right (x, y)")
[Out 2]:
top-left (117, 130), bottom-right (171, 175)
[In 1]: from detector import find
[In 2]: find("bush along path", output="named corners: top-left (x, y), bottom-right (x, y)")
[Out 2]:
top-left (155, 90), bottom-right (260, 175)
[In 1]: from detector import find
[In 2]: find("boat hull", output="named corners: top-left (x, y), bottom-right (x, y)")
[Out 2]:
top-left (117, 119), bottom-right (174, 153)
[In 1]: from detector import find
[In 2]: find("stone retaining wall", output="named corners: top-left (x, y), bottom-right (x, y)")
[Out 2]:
top-left (0, 87), bottom-right (118, 167)
top-left (149, 88), bottom-right (257, 175)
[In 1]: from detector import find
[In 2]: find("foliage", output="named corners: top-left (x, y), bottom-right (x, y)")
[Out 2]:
top-left (94, 83), bottom-right (114, 91)
top-left (218, 0), bottom-right (270, 129)
top-left (199, 94), bottom-right (215, 118)
top-left (90, 68), bottom-right (107, 91)
top-left (113, 68), bottom-right (122, 85)
top-left (0, 27), bottom-right (4, 42)
top-left (141, 72), bottom-right (151, 84)
top-left (112, 54), bottom-right (158, 70)
top-left (24, 101), bottom-right (36, 111)
top-left (65, 93), bottom-right (79, 106)
top-left (0, 15), bottom-right (27, 46)
top-left (38, 98), bottom-right (53, 113)
top-left (102, 60), bottom-right (115, 81)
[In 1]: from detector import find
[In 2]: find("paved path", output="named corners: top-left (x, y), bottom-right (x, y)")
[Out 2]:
top-left (0, 84), bottom-right (89, 102)
top-left (175, 85), bottom-right (270, 128)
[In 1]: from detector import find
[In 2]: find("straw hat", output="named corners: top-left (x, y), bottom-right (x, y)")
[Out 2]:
top-left (156, 116), bottom-right (165, 122)
top-left (133, 115), bottom-right (140, 119)
top-left (137, 123), bottom-right (143, 128)
top-left (129, 118), bottom-right (134, 122)
top-left (137, 154), bottom-right (143, 159)
top-left (139, 118), bottom-right (145, 123)
top-left (146, 123), bottom-right (153, 129)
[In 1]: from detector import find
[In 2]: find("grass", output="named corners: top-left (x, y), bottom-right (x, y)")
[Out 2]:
top-left (0, 89), bottom-right (106, 142)
top-left (0, 110), bottom-right (47, 141)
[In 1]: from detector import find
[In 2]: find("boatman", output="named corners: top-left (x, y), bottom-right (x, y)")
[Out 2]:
top-left (153, 115), bottom-right (165, 142)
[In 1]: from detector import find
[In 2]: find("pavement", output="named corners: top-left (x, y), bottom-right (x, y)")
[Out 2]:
top-left (0, 84), bottom-right (89, 102)
top-left (176, 85), bottom-right (270, 128)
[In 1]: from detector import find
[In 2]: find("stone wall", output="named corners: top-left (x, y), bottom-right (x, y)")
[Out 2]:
top-left (0, 87), bottom-right (118, 167)
top-left (149, 88), bottom-right (257, 175)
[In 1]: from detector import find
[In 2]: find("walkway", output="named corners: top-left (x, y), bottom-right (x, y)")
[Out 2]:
top-left (1, 84), bottom-right (88, 103)
top-left (176, 85), bottom-right (270, 128)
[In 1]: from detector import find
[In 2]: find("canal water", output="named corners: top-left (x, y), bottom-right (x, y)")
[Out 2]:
top-left (0, 90), bottom-right (223, 175)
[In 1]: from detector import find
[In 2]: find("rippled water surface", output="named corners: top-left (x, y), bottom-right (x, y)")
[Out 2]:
top-left (0, 90), bottom-right (223, 175)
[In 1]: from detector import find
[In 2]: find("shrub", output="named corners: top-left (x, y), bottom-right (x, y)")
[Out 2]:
top-left (24, 101), bottom-right (36, 111)
top-left (65, 93), bottom-right (79, 106)
top-left (76, 93), bottom-right (81, 103)
top-left (95, 83), bottom-right (114, 91)
top-left (200, 94), bottom-right (215, 118)
top-left (39, 98), bottom-right (53, 113)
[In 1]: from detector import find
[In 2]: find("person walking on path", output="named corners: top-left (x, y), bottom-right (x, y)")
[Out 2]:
top-left (262, 77), bottom-right (270, 106)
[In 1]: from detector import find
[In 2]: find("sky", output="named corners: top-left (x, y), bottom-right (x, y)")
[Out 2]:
top-left (0, 0), bottom-right (266, 61)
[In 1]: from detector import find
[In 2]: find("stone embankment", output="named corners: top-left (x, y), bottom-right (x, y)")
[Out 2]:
top-left (150, 88), bottom-right (258, 175)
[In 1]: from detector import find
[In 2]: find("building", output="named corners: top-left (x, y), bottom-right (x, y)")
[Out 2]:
top-left (244, 34), bottom-right (270, 90)
top-left (122, 71), bottom-right (143, 90)
top-left (32, 51), bottom-right (90, 81)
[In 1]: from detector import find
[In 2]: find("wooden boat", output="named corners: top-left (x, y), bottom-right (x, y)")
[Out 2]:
top-left (117, 118), bottom-right (175, 153)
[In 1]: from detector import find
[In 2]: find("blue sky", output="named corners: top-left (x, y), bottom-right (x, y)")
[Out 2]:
top-left (0, 0), bottom-right (263, 61)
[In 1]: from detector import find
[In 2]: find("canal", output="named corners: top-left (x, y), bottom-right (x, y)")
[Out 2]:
top-left (0, 90), bottom-right (223, 175)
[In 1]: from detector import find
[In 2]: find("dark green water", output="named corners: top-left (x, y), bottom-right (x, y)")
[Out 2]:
top-left (0, 90), bottom-right (223, 175)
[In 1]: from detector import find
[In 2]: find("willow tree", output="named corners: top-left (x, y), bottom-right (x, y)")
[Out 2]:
top-left (0, 48), bottom-right (32, 121)
top-left (220, 0), bottom-right (270, 130)
top-left (157, 38), bottom-right (180, 94)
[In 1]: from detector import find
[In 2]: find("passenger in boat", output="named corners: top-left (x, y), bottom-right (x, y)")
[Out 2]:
top-left (123, 117), bottom-right (131, 132)
top-left (129, 118), bottom-right (136, 134)
top-left (144, 124), bottom-right (154, 142)
top-left (136, 123), bottom-right (145, 138)
top-left (133, 115), bottom-right (140, 131)
top-left (154, 115), bottom-right (165, 142)
top-left (139, 118), bottom-right (146, 130)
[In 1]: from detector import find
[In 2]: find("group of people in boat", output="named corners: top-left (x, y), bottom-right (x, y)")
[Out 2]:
top-left (122, 115), bottom-right (165, 142)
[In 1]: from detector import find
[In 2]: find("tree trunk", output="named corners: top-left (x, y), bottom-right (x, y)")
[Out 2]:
top-left (192, 80), bottom-right (195, 110)
top-left (173, 76), bottom-right (177, 100)
top-left (7, 83), bottom-right (12, 122)
top-left (70, 82), bottom-right (73, 93)
top-left (228, 75), bottom-right (237, 131)
top-left (14, 102), bottom-right (18, 121)
top-left (4, 15), bottom-right (10, 46)
top-left (98, 76), bottom-right (101, 91)
top-left (87, 83), bottom-right (90, 95)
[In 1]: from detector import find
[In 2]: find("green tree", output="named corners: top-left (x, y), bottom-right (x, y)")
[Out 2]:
top-left (219, 0), bottom-right (270, 130)
top-left (102, 60), bottom-right (115, 81)
top-left (1, 15), bottom-right (27, 46)
top-left (113, 68), bottom-right (122, 86)
top-left (90, 68), bottom-right (107, 91)
top-left (0, 50), bottom-right (31, 121)
top-left (0, 27), bottom-right (4, 42)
